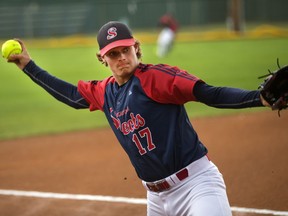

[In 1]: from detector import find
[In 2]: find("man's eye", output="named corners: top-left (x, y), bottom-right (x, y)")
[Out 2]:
top-left (108, 51), bottom-right (119, 58)
top-left (109, 52), bottom-right (116, 57)
top-left (123, 47), bottom-right (129, 53)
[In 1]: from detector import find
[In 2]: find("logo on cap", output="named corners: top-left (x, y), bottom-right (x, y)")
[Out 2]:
top-left (107, 27), bottom-right (117, 40)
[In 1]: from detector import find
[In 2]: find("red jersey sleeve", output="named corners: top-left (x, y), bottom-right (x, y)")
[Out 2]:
top-left (77, 77), bottom-right (114, 111)
top-left (135, 64), bottom-right (203, 104)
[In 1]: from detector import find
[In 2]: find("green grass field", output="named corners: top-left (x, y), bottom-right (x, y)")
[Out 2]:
top-left (0, 37), bottom-right (287, 140)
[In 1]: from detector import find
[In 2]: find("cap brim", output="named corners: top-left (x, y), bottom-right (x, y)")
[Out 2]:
top-left (100, 38), bottom-right (135, 56)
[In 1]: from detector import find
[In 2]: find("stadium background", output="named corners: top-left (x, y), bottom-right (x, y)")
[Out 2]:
top-left (0, 0), bottom-right (288, 38)
top-left (0, 1), bottom-right (288, 216)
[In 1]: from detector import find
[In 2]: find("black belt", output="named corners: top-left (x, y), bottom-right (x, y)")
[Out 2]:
top-left (146, 168), bottom-right (188, 192)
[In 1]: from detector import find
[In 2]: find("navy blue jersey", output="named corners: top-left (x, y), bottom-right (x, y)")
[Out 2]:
top-left (22, 61), bottom-right (262, 182)
top-left (78, 63), bottom-right (207, 182)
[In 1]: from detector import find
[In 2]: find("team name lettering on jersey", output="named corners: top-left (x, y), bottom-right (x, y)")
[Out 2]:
top-left (115, 107), bottom-right (129, 118)
top-left (111, 112), bottom-right (145, 135)
top-left (110, 108), bottom-right (156, 155)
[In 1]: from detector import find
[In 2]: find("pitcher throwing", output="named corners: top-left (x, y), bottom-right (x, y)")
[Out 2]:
top-left (6, 21), bottom-right (271, 215)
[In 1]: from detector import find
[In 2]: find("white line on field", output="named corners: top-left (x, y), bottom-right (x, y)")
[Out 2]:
top-left (0, 189), bottom-right (146, 205)
top-left (230, 207), bottom-right (288, 216)
top-left (0, 189), bottom-right (287, 215)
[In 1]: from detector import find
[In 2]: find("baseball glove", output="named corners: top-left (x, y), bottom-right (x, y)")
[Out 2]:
top-left (258, 59), bottom-right (288, 114)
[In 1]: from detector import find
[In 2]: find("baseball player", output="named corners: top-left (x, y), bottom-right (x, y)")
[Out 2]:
top-left (8, 21), bottom-right (269, 216)
top-left (157, 14), bottom-right (178, 58)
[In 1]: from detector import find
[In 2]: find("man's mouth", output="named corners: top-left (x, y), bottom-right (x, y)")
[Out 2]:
top-left (118, 63), bottom-right (128, 68)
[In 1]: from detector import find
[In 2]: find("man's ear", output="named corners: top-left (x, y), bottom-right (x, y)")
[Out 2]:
top-left (134, 44), bottom-right (139, 52)
top-left (96, 52), bottom-right (108, 67)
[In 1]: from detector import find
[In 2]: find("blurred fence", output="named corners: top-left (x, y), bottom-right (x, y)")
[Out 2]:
top-left (0, 0), bottom-right (287, 38)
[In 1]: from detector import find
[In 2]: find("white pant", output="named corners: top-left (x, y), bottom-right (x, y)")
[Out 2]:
top-left (157, 27), bottom-right (175, 58)
top-left (144, 156), bottom-right (232, 216)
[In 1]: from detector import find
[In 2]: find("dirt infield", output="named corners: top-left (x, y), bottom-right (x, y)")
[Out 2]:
top-left (0, 111), bottom-right (287, 216)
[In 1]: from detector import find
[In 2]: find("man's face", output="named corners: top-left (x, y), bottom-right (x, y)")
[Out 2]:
top-left (103, 45), bottom-right (139, 85)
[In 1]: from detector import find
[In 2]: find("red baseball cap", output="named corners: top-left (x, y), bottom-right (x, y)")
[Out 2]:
top-left (97, 21), bottom-right (136, 56)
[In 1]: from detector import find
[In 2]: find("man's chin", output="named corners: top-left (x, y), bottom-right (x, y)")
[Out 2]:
top-left (119, 67), bottom-right (130, 73)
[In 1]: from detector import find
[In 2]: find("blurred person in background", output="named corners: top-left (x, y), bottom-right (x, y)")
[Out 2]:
top-left (156, 13), bottom-right (178, 58)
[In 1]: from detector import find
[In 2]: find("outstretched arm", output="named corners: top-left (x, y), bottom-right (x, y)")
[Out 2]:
top-left (194, 82), bottom-right (269, 108)
top-left (6, 39), bottom-right (89, 109)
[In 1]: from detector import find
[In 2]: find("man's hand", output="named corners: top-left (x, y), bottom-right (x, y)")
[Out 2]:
top-left (7, 39), bottom-right (31, 70)
top-left (260, 94), bottom-right (271, 107)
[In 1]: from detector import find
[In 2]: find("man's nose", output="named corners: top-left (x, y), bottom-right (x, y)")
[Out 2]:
top-left (119, 52), bottom-right (126, 60)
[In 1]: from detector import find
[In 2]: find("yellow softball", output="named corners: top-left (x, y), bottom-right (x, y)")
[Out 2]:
top-left (1, 39), bottom-right (22, 59)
